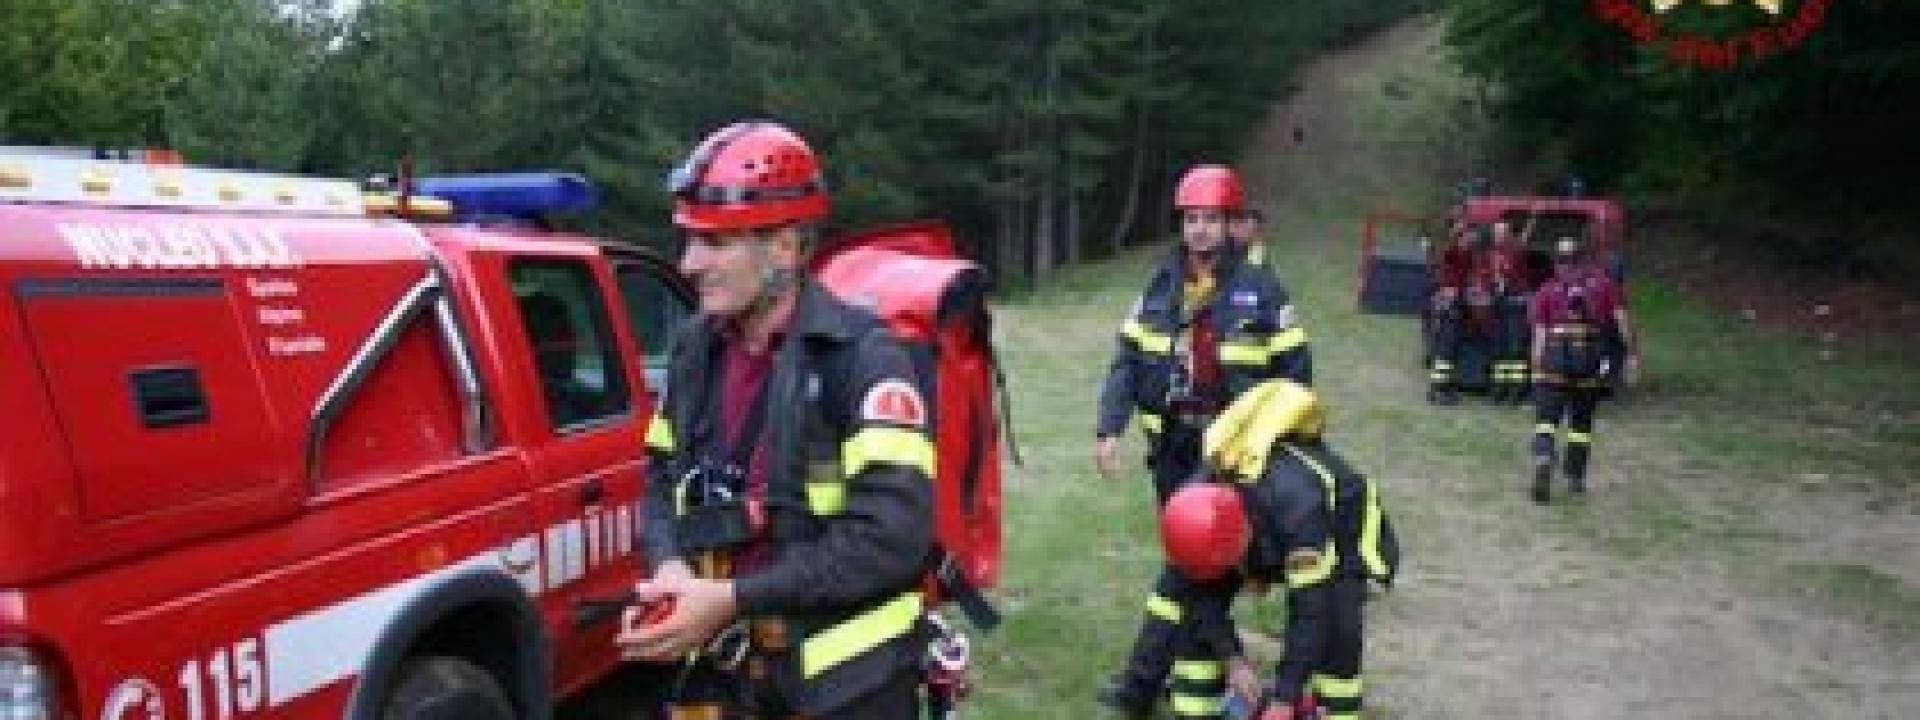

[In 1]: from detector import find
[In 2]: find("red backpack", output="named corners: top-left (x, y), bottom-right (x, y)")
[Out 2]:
top-left (812, 221), bottom-right (1014, 628)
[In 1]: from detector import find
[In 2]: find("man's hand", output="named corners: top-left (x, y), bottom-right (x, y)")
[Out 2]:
top-left (614, 560), bottom-right (696, 660)
top-left (1624, 351), bottom-right (1642, 386)
top-left (1257, 706), bottom-right (1294, 720)
top-left (615, 571), bottom-right (737, 661)
top-left (1095, 435), bottom-right (1121, 478)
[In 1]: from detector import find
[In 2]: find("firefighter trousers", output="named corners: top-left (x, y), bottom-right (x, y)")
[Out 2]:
top-left (1532, 381), bottom-right (1600, 486)
top-left (1311, 576), bottom-right (1368, 720)
top-left (1115, 569), bottom-right (1240, 718)
top-left (1491, 295), bottom-right (1531, 401)
top-left (1147, 423), bottom-right (1205, 504)
top-left (1115, 575), bottom-right (1369, 719)
top-left (1427, 304), bottom-right (1464, 396)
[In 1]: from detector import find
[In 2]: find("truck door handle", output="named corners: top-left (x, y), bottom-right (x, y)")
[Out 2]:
top-left (579, 478), bottom-right (605, 505)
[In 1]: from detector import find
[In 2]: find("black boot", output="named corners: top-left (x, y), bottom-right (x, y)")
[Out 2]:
top-left (1567, 473), bottom-right (1587, 496)
top-left (1531, 460), bottom-right (1552, 505)
top-left (1095, 675), bottom-right (1157, 718)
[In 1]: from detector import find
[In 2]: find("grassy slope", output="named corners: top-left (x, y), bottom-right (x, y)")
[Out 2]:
top-left (970, 16), bottom-right (1917, 719)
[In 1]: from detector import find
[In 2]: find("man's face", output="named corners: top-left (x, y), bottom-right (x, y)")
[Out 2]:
top-left (1552, 254), bottom-right (1580, 278)
top-left (678, 226), bottom-right (799, 319)
top-left (1228, 213), bottom-right (1261, 245)
top-left (1182, 208), bottom-right (1230, 257)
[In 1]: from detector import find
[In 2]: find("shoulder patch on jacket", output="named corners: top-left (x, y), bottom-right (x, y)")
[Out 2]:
top-left (861, 379), bottom-right (926, 427)
top-left (1284, 548), bottom-right (1323, 574)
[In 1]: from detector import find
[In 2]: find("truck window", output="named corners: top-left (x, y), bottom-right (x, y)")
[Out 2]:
top-left (615, 263), bottom-right (692, 391)
top-left (511, 260), bottom-right (631, 430)
top-left (317, 318), bottom-right (471, 492)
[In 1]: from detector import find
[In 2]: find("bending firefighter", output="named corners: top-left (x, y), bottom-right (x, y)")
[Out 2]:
top-left (617, 121), bottom-right (940, 717)
top-left (1159, 380), bottom-right (1400, 719)
top-left (1095, 164), bottom-right (1312, 715)
top-left (1527, 237), bottom-right (1638, 503)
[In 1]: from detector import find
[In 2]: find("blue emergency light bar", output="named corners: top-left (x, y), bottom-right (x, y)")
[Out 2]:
top-left (416, 172), bottom-right (599, 221)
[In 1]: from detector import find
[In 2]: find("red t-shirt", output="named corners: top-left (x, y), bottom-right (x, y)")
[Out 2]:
top-left (717, 326), bottom-right (785, 571)
top-left (1188, 306), bottom-right (1222, 394)
top-left (1530, 270), bottom-right (1621, 328)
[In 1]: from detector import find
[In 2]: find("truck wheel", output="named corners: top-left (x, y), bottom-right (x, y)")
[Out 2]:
top-left (381, 657), bottom-right (516, 720)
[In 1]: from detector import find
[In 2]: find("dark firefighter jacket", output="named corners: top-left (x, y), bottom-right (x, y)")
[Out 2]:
top-left (641, 280), bottom-right (936, 714)
top-left (1096, 244), bottom-right (1311, 439)
top-left (1239, 440), bottom-right (1399, 703)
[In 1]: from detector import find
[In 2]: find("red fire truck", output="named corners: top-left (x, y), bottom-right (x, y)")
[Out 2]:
top-left (0, 153), bottom-right (699, 720)
top-left (0, 152), bottom-right (1007, 720)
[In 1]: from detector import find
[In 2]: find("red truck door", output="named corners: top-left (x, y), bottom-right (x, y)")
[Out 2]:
top-left (484, 246), bottom-right (652, 695)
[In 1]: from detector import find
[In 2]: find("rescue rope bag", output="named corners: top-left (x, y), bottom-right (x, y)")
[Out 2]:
top-left (1544, 283), bottom-right (1604, 380)
top-left (812, 221), bottom-right (1013, 630)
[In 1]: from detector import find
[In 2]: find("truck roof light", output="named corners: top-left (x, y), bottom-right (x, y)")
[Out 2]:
top-left (363, 193), bottom-right (454, 219)
top-left (0, 153), bottom-right (364, 214)
top-left (80, 167), bottom-right (112, 195)
top-left (416, 172), bottom-right (599, 222)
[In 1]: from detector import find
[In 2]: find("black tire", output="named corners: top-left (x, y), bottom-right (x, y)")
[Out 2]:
top-left (381, 657), bottom-right (517, 720)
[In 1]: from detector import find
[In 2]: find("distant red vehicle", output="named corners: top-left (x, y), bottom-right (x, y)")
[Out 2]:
top-left (1358, 196), bottom-right (1631, 392)
top-left (1451, 196), bottom-right (1627, 288)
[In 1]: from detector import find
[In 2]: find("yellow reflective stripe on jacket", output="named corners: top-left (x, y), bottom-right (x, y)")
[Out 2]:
top-left (1170, 692), bottom-right (1225, 717)
top-left (1566, 431), bottom-right (1593, 445)
top-left (1283, 446), bottom-right (1338, 513)
top-left (1281, 445), bottom-right (1340, 588)
top-left (842, 427), bottom-right (935, 478)
top-left (801, 592), bottom-right (923, 679)
top-left (645, 413), bottom-right (676, 453)
top-left (1359, 477), bottom-right (1391, 580)
top-left (1220, 325), bottom-right (1307, 367)
top-left (1146, 593), bottom-right (1182, 623)
top-left (1314, 674), bottom-right (1364, 699)
top-left (806, 482), bottom-right (847, 515)
top-left (1220, 340), bottom-right (1270, 366)
top-left (1534, 422), bottom-right (1558, 435)
top-left (1121, 318), bottom-right (1173, 354)
top-left (1286, 538), bottom-right (1337, 588)
top-left (1137, 411), bottom-right (1165, 435)
top-left (1270, 325), bottom-right (1308, 352)
top-left (1172, 660), bottom-right (1223, 681)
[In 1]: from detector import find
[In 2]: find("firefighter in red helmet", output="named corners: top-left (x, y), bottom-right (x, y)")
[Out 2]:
top-left (1095, 164), bottom-right (1312, 715)
top-left (1158, 381), bottom-right (1400, 720)
top-left (617, 121), bottom-right (938, 718)
top-left (1527, 236), bottom-right (1638, 503)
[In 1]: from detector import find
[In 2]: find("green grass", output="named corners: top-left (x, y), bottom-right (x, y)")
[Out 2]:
top-left (1785, 564), bottom-right (1920, 637)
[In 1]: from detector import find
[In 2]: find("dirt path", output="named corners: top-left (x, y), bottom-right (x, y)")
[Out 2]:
top-left (1241, 17), bottom-right (1919, 719)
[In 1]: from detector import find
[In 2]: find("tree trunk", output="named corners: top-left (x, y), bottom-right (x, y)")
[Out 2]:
top-left (1106, 103), bottom-right (1151, 254)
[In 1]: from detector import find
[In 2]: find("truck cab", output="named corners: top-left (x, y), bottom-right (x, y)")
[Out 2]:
top-left (0, 154), bottom-right (689, 719)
